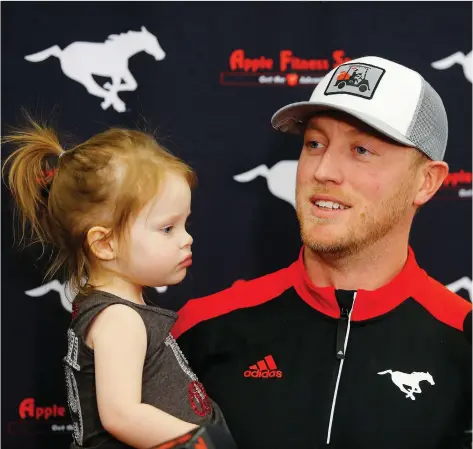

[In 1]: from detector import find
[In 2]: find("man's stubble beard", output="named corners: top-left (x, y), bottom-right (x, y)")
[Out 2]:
top-left (296, 179), bottom-right (415, 258)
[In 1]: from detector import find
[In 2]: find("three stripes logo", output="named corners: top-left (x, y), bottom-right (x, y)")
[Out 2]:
top-left (243, 355), bottom-right (283, 379)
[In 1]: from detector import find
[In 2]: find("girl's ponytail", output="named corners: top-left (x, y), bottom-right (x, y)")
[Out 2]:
top-left (2, 119), bottom-right (64, 247)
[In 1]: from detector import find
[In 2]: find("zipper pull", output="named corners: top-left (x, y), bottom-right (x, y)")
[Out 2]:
top-left (336, 308), bottom-right (349, 359)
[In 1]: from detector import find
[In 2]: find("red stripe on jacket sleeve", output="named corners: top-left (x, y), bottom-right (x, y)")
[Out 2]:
top-left (413, 275), bottom-right (472, 332)
top-left (171, 265), bottom-right (294, 339)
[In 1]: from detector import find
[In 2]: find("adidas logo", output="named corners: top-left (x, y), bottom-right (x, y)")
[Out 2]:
top-left (243, 355), bottom-right (283, 379)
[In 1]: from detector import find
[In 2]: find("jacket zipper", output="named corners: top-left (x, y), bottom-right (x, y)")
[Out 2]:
top-left (326, 291), bottom-right (357, 445)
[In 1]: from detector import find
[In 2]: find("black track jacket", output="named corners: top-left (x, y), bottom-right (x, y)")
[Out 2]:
top-left (172, 248), bottom-right (472, 449)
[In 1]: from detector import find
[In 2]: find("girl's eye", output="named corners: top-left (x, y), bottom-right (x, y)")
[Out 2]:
top-left (162, 226), bottom-right (173, 234)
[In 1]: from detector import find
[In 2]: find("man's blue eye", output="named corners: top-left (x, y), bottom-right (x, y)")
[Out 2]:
top-left (307, 141), bottom-right (323, 149)
top-left (355, 146), bottom-right (370, 155)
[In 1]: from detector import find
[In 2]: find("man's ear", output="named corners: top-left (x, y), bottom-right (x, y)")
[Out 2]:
top-left (413, 161), bottom-right (449, 207)
top-left (87, 226), bottom-right (116, 261)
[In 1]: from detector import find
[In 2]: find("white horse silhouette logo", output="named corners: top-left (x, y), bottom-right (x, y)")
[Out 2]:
top-left (25, 280), bottom-right (167, 313)
top-left (431, 51), bottom-right (472, 83)
top-left (234, 161), bottom-right (298, 208)
top-left (24, 26), bottom-right (165, 112)
top-left (378, 370), bottom-right (435, 400)
top-left (446, 276), bottom-right (472, 299)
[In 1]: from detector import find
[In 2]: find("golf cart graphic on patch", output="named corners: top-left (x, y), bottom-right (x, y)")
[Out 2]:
top-left (324, 63), bottom-right (385, 99)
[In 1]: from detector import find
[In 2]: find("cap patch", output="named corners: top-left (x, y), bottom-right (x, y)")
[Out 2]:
top-left (324, 62), bottom-right (385, 100)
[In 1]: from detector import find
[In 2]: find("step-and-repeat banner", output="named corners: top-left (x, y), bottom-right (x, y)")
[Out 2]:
top-left (2, 2), bottom-right (471, 448)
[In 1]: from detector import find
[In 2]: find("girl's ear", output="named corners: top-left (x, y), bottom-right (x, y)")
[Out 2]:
top-left (87, 226), bottom-right (116, 261)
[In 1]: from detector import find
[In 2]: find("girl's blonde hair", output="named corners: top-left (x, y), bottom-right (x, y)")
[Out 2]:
top-left (2, 119), bottom-right (196, 295)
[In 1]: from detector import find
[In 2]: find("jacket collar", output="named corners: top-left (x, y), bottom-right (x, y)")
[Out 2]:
top-left (291, 246), bottom-right (428, 321)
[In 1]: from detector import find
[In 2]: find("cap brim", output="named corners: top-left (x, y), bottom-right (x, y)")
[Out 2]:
top-left (271, 101), bottom-right (417, 148)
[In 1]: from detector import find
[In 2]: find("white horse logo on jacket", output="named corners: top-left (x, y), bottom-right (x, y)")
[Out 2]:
top-left (24, 26), bottom-right (165, 112)
top-left (378, 370), bottom-right (435, 400)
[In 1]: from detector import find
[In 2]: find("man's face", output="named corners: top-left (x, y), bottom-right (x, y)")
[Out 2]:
top-left (296, 112), bottom-right (423, 256)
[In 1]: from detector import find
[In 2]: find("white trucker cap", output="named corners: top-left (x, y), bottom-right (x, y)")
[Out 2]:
top-left (271, 56), bottom-right (448, 161)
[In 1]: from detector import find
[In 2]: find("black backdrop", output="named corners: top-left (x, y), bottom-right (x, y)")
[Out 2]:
top-left (2, 2), bottom-right (471, 448)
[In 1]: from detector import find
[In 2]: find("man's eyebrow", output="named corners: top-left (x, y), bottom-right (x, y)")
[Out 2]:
top-left (306, 122), bottom-right (322, 131)
top-left (346, 127), bottom-right (366, 136)
top-left (346, 126), bottom-right (399, 144)
top-left (306, 121), bottom-right (393, 143)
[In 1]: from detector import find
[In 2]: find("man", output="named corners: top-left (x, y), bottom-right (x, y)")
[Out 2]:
top-left (171, 56), bottom-right (472, 449)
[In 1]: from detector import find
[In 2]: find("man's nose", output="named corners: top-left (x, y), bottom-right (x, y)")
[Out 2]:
top-left (313, 145), bottom-right (345, 185)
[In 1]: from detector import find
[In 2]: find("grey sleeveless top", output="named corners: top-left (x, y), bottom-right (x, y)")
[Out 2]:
top-left (63, 291), bottom-right (226, 448)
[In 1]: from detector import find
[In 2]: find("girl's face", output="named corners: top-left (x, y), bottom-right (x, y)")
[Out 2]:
top-left (118, 172), bottom-right (193, 288)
